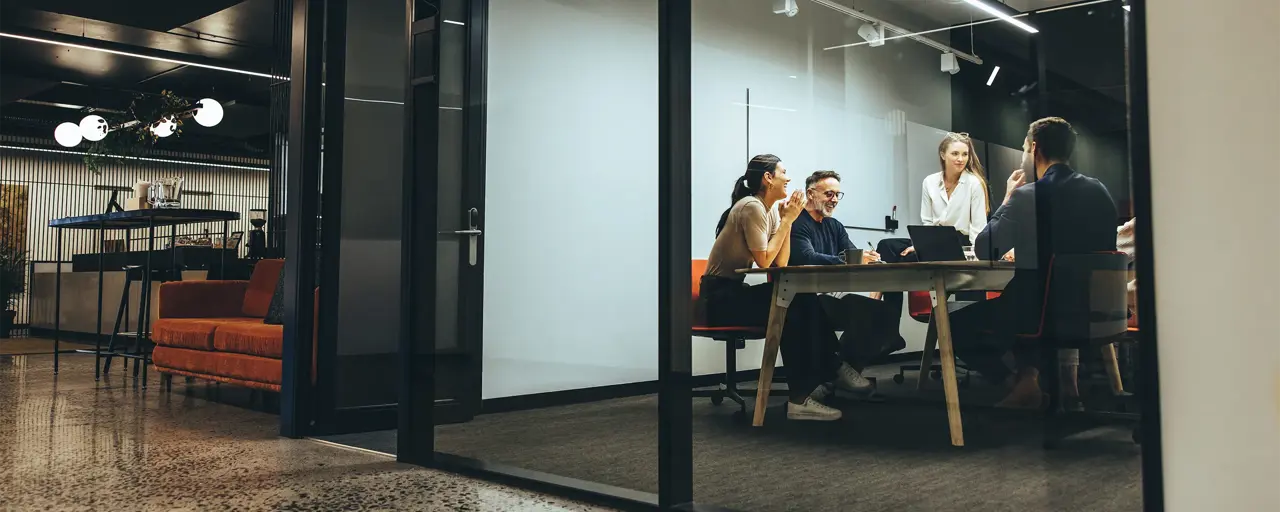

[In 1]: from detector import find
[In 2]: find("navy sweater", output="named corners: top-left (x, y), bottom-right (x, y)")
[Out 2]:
top-left (790, 212), bottom-right (855, 266)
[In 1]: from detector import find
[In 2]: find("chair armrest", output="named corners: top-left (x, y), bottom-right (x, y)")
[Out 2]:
top-left (159, 280), bottom-right (250, 318)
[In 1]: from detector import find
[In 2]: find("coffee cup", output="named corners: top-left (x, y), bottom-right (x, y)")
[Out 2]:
top-left (843, 248), bottom-right (864, 264)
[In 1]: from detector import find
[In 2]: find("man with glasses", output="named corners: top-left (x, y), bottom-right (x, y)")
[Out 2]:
top-left (788, 171), bottom-right (907, 400)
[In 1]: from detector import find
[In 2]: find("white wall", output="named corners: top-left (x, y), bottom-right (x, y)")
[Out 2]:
top-left (483, 0), bottom-right (660, 398)
top-left (1147, 1), bottom-right (1280, 509)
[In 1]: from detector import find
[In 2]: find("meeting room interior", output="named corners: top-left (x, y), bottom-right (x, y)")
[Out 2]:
top-left (6, 0), bottom-right (1270, 511)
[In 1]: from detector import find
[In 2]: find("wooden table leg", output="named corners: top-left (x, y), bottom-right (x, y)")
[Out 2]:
top-left (752, 281), bottom-right (790, 427)
top-left (1102, 343), bottom-right (1125, 394)
top-left (931, 275), bottom-right (965, 446)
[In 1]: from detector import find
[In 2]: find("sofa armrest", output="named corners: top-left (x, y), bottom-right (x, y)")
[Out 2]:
top-left (159, 280), bottom-right (250, 318)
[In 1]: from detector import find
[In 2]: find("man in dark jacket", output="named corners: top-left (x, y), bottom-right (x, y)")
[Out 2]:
top-left (951, 117), bottom-right (1118, 408)
top-left (790, 171), bottom-right (905, 398)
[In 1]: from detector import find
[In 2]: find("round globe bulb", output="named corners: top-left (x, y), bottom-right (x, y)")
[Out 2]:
top-left (151, 118), bottom-right (176, 138)
top-left (54, 122), bottom-right (83, 147)
top-left (193, 98), bottom-right (224, 127)
top-left (79, 115), bottom-right (109, 142)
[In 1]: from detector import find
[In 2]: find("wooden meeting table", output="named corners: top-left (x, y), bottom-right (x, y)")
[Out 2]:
top-left (737, 261), bottom-right (1015, 446)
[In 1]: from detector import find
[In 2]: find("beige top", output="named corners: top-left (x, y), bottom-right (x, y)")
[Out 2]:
top-left (705, 196), bottom-right (781, 277)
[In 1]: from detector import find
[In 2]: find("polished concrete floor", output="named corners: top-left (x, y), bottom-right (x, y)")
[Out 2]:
top-left (0, 353), bottom-right (613, 511)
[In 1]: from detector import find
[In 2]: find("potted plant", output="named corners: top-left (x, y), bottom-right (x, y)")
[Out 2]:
top-left (0, 242), bottom-right (26, 338)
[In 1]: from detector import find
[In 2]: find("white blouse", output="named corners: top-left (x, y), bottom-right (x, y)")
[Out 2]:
top-left (920, 171), bottom-right (989, 239)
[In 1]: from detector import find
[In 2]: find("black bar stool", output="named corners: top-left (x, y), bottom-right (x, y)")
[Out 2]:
top-left (102, 265), bottom-right (183, 375)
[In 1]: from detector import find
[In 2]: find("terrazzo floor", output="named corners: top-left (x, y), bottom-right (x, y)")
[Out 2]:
top-left (0, 353), bottom-right (615, 511)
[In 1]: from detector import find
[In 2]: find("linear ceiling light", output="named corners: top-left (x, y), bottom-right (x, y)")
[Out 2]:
top-left (0, 32), bottom-right (275, 79)
top-left (0, 145), bottom-right (269, 171)
top-left (962, 0), bottom-right (1039, 33)
top-left (986, 66), bottom-right (1001, 86)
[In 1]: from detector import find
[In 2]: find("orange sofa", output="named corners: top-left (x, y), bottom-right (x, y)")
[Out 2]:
top-left (151, 259), bottom-right (316, 392)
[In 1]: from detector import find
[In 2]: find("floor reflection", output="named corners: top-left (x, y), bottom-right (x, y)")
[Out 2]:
top-left (0, 354), bottom-right (610, 511)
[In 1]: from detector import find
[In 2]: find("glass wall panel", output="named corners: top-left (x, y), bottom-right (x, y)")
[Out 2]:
top-left (691, 1), bottom-right (1142, 510)
top-left (331, 0), bottom-right (407, 411)
top-left (430, 0), bottom-right (662, 496)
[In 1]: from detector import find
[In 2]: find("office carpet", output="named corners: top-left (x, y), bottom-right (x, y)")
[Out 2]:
top-left (320, 364), bottom-right (1143, 512)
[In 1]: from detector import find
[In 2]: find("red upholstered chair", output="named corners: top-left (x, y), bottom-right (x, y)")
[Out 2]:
top-left (690, 259), bottom-right (785, 417)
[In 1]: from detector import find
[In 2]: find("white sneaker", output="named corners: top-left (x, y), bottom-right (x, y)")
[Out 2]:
top-left (835, 363), bottom-right (874, 394)
top-left (787, 397), bottom-right (843, 421)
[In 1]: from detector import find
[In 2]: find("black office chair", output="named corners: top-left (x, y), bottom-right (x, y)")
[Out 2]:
top-left (1020, 252), bottom-right (1139, 448)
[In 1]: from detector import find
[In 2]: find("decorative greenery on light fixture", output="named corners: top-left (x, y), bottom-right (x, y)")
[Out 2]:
top-left (51, 91), bottom-right (225, 174)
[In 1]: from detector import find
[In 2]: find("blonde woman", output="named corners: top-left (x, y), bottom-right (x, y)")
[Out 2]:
top-left (898, 132), bottom-right (992, 258)
top-left (879, 132), bottom-right (993, 331)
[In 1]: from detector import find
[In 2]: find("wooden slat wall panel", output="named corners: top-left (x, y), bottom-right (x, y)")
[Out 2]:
top-left (0, 144), bottom-right (269, 325)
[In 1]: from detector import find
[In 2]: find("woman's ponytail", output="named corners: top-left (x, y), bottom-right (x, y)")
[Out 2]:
top-left (715, 154), bottom-right (782, 237)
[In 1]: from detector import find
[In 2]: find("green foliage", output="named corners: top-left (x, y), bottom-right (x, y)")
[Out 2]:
top-left (0, 239), bottom-right (26, 310)
top-left (82, 90), bottom-right (194, 174)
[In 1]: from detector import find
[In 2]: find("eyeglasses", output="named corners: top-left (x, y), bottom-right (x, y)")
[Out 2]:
top-left (948, 132), bottom-right (971, 140)
top-left (812, 190), bottom-right (844, 200)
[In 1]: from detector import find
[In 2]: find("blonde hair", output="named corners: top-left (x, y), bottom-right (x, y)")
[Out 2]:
top-left (937, 132), bottom-right (990, 214)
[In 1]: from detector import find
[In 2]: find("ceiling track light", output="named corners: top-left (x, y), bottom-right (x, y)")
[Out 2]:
top-left (986, 66), bottom-right (1002, 86)
top-left (0, 31), bottom-right (275, 79)
top-left (811, 0), bottom-right (983, 64)
top-left (961, 0), bottom-right (1040, 34)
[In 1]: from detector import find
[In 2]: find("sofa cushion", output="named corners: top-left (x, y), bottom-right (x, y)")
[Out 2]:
top-left (241, 259), bottom-right (285, 318)
top-left (212, 322), bottom-right (284, 359)
top-left (152, 346), bottom-right (282, 385)
top-left (152, 317), bottom-right (259, 351)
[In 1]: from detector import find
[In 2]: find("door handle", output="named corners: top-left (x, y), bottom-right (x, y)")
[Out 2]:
top-left (437, 208), bottom-right (481, 266)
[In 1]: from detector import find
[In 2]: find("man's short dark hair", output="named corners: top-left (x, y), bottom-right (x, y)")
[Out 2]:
top-left (806, 170), bottom-right (841, 189)
top-left (1027, 117), bottom-right (1076, 163)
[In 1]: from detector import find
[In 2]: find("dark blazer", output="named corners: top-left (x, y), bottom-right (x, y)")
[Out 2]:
top-left (974, 163), bottom-right (1117, 333)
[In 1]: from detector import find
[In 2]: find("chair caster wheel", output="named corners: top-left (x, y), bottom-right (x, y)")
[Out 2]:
top-left (892, 374), bottom-right (905, 385)
top-left (710, 394), bottom-right (724, 406)
top-left (930, 370), bottom-right (942, 381)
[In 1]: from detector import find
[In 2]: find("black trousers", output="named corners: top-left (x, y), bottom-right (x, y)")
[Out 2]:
top-left (876, 238), bottom-right (918, 329)
top-left (819, 294), bottom-right (906, 370)
top-left (702, 277), bottom-right (840, 400)
top-left (946, 293), bottom-right (1045, 385)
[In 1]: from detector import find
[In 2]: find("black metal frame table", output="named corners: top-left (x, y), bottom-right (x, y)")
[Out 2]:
top-left (47, 209), bottom-right (240, 383)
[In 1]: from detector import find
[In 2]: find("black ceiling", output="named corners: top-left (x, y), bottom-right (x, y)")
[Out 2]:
top-left (0, 0), bottom-right (277, 156)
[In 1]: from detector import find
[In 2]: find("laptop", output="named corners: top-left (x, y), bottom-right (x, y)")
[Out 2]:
top-left (907, 225), bottom-right (968, 262)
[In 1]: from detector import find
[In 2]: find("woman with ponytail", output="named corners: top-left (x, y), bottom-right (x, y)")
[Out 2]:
top-left (700, 155), bottom-right (844, 422)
